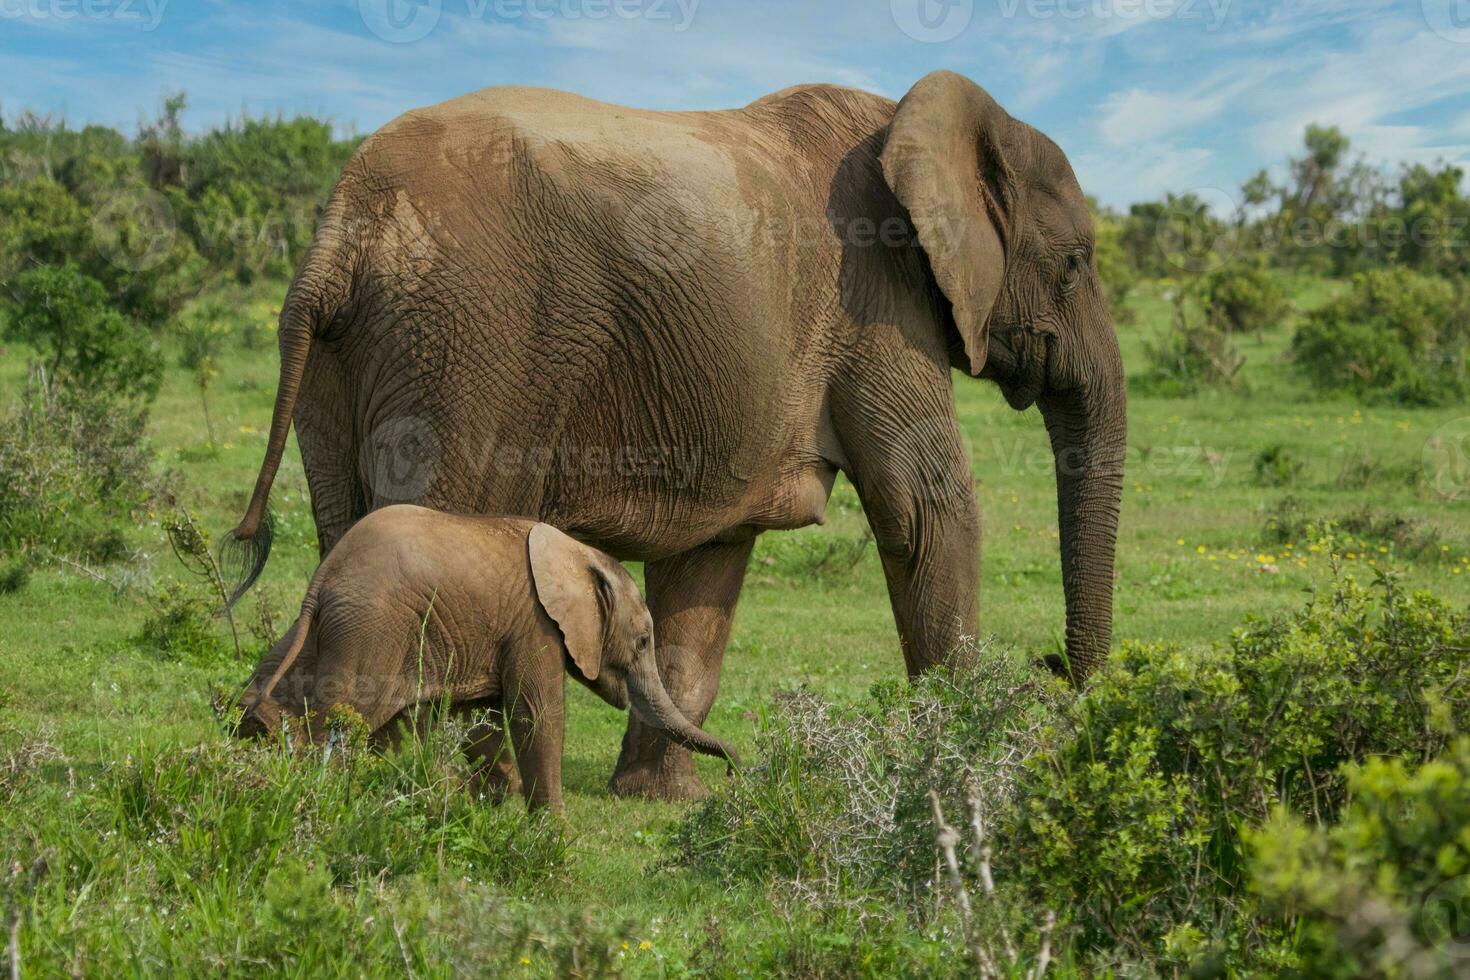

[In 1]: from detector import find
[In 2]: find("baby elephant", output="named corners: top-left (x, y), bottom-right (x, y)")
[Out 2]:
top-left (235, 505), bottom-right (739, 811)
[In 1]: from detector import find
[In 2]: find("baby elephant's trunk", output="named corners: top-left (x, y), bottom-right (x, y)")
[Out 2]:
top-left (627, 653), bottom-right (741, 771)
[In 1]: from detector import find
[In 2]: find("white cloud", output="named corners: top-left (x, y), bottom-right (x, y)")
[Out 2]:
top-left (1073, 141), bottom-right (1217, 206)
top-left (1240, 19), bottom-right (1470, 164)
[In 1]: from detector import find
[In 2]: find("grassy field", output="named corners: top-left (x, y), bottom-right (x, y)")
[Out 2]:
top-left (2, 273), bottom-right (1468, 973)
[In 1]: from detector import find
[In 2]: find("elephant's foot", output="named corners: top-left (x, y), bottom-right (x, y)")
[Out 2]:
top-left (609, 735), bottom-right (708, 801)
top-left (470, 756), bottom-right (521, 805)
top-left (608, 761), bottom-right (709, 801)
top-left (1036, 653), bottom-right (1083, 686)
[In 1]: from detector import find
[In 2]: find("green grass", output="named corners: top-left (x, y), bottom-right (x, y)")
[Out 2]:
top-left (2, 273), bottom-right (1468, 974)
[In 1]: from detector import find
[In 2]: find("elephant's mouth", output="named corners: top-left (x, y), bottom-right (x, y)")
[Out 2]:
top-left (988, 322), bottom-right (1052, 410)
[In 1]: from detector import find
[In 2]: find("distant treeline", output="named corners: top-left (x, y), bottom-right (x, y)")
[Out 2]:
top-left (0, 93), bottom-right (361, 328)
top-left (1095, 124), bottom-right (1470, 300)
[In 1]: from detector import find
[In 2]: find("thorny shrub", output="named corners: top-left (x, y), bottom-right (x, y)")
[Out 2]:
top-left (672, 645), bottom-right (1061, 908)
top-left (0, 383), bottom-right (159, 566)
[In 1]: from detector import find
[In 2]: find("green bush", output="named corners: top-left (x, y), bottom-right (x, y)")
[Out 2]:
top-left (135, 579), bottom-right (235, 664)
top-left (0, 385), bottom-right (157, 562)
top-left (1091, 200), bottom-right (1136, 322)
top-left (4, 263), bottom-right (162, 401)
top-left (1390, 161), bottom-right (1470, 278)
top-left (1, 104), bottom-right (350, 304)
top-left (174, 301), bottom-right (233, 372)
top-left (1119, 192), bottom-right (1232, 277)
top-left (0, 558), bottom-right (30, 594)
top-left (0, 175), bottom-right (202, 329)
top-left (0, 177), bottom-right (86, 274)
top-left (1136, 290), bottom-right (1245, 396)
top-left (1005, 566), bottom-right (1470, 970)
top-left (1202, 261), bottom-right (1287, 334)
top-left (1254, 444), bottom-right (1303, 486)
top-left (1292, 268), bottom-right (1469, 405)
top-left (1248, 739), bottom-right (1470, 977)
top-left (672, 648), bottom-right (1062, 976)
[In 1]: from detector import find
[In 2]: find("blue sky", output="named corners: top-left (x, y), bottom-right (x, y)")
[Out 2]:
top-left (4, 0), bottom-right (1469, 207)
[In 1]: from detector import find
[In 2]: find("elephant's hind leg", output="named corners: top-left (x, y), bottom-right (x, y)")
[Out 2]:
top-left (294, 348), bottom-right (364, 558)
top-left (609, 537), bottom-right (754, 801)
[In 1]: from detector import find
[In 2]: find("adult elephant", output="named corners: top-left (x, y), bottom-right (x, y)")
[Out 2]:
top-left (226, 71), bottom-right (1126, 801)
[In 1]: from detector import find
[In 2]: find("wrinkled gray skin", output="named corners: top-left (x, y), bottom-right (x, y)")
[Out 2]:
top-left (236, 507), bottom-right (739, 813)
top-left (228, 70), bottom-right (1126, 801)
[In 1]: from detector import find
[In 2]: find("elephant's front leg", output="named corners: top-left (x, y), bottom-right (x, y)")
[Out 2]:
top-left (609, 537), bottom-right (754, 801)
top-left (506, 683), bottom-right (566, 813)
top-left (463, 706), bottom-right (519, 804)
top-left (836, 391), bottom-right (981, 675)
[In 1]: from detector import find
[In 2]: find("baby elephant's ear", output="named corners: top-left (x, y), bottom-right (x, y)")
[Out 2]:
top-left (528, 523), bottom-right (611, 681)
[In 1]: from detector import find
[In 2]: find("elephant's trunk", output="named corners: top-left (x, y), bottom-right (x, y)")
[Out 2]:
top-left (626, 650), bottom-right (741, 770)
top-left (1040, 368), bottom-right (1126, 685)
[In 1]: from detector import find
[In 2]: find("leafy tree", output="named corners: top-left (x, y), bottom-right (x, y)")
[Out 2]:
top-left (0, 174), bottom-right (202, 328)
top-left (139, 91), bottom-right (188, 190)
top-left (3, 263), bottom-right (161, 401)
top-left (1089, 197), bottom-right (1136, 321)
top-left (1271, 125), bottom-right (1387, 272)
top-left (0, 178), bottom-right (87, 277)
top-left (1288, 124), bottom-right (1349, 211)
top-left (1391, 161), bottom-right (1470, 277)
top-left (1119, 193), bottom-right (1231, 278)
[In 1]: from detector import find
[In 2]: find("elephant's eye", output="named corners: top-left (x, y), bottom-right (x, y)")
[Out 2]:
top-left (637, 634), bottom-right (651, 651)
top-left (1062, 251), bottom-right (1085, 290)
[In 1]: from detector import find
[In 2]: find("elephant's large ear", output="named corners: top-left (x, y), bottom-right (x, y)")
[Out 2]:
top-left (528, 523), bottom-right (611, 681)
top-left (881, 71), bottom-right (1016, 376)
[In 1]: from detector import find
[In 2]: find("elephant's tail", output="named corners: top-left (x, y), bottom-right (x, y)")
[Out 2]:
top-left (255, 588), bottom-right (319, 708)
top-left (221, 198), bottom-right (355, 610)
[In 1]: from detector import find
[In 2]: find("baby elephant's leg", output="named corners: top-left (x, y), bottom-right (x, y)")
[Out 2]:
top-left (463, 706), bottom-right (520, 803)
top-left (505, 685), bottom-right (566, 814)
